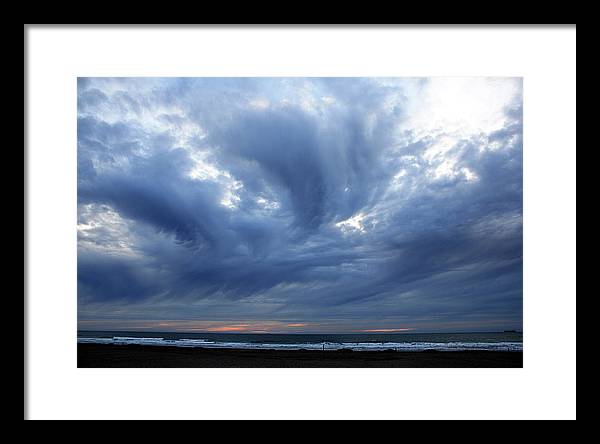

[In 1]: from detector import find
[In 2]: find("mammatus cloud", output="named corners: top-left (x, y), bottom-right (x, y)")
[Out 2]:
top-left (77, 77), bottom-right (523, 333)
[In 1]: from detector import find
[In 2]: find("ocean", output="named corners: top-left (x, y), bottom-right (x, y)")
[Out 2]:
top-left (78, 330), bottom-right (523, 352)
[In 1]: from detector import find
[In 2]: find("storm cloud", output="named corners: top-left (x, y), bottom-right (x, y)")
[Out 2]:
top-left (77, 77), bottom-right (523, 333)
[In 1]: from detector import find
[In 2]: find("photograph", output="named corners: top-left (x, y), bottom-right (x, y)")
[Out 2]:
top-left (77, 77), bottom-right (523, 368)
top-left (25, 25), bottom-right (576, 420)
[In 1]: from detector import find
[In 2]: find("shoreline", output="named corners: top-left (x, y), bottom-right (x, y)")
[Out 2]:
top-left (78, 343), bottom-right (523, 368)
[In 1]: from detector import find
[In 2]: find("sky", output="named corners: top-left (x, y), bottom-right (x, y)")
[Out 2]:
top-left (77, 77), bottom-right (523, 334)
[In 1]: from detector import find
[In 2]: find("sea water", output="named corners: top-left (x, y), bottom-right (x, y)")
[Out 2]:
top-left (77, 330), bottom-right (523, 352)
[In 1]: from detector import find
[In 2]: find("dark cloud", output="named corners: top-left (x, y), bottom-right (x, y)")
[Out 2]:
top-left (77, 77), bottom-right (523, 332)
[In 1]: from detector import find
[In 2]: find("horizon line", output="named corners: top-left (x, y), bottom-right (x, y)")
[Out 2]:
top-left (77, 328), bottom-right (522, 335)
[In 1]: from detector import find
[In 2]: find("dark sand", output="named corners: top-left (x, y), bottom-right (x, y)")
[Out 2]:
top-left (78, 344), bottom-right (523, 368)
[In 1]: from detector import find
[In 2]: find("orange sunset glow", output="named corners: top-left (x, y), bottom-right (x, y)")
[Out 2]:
top-left (78, 319), bottom-right (421, 334)
top-left (358, 328), bottom-right (414, 333)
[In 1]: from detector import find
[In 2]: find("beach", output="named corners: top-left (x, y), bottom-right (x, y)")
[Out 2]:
top-left (78, 343), bottom-right (523, 368)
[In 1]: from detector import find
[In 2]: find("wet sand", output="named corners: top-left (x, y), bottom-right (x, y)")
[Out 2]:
top-left (78, 343), bottom-right (523, 368)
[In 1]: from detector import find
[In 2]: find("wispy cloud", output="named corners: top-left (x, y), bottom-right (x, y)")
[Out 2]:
top-left (77, 77), bottom-right (523, 333)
